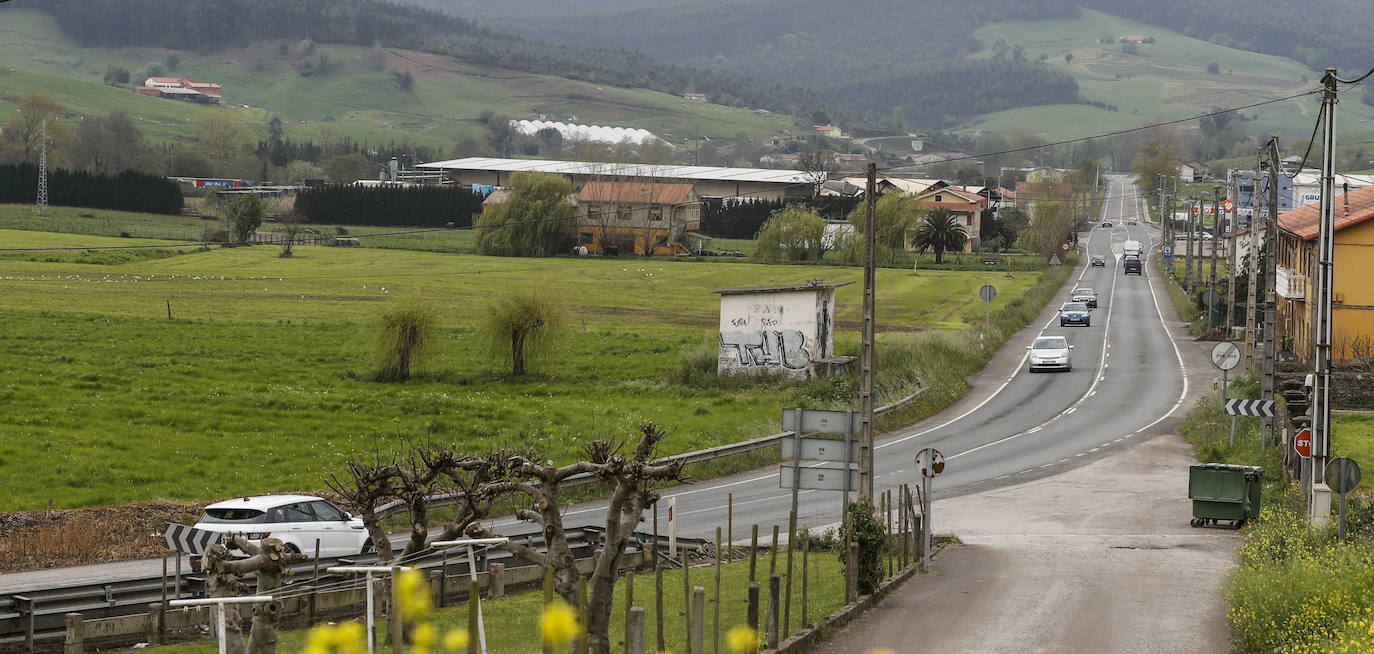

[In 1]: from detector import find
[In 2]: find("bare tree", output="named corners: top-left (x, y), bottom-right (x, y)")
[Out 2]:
top-left (203, 536), bottom-right (306, 654)
top-left (394, 445), bottom-right (463, 559)
top-left (465, 424), bottom-right (685, 654)
top-left (278, 211), bottom-right (303, 258)
top-left (800, 150), bottom-right (838, 198)
top-left (326, 458), bottom-right (399, 563)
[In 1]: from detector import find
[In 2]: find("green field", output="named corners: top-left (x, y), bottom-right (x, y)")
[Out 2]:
top-left (0, 8), bottom-right (798, 151)
top-left (143, 554), bottom-right (847, 654)
top-left (0, 224), bottom-right (1043, 510)
top-left (1334, 413), bottom-right (1374, 490)
top-left (967, 9), bottom-right (1374, 142)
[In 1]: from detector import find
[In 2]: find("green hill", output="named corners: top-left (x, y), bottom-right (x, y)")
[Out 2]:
top-left (0, 7), bottom-right (798, 152)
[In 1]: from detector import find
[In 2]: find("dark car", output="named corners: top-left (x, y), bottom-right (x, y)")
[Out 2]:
top-left (1101, 221), bottom-right (1113, 228)
top-left (1090, 255), bottom-right (1106, 267)
top-left (1071, 287), bottom-right (1098, 308)
top-left (1124, 255), bottom-right (1143, 275)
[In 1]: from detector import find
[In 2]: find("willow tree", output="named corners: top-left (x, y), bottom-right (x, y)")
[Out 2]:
top-left (372, 298), bottom-right (439, 381)
top-left (479, 287), bottom-right (567, 376)
top-left (842, 192), bottom-right (920, 264)
top-left (755, 204), bottom-right (828, 261)
top-left (474, 171), bottom-right (576, 257)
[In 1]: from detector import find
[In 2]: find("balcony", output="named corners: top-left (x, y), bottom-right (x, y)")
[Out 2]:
top-left (1276, 266), bottom-right (1307, 299)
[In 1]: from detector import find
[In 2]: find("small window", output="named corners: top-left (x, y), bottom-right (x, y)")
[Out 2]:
top-left (310, 501), bottom-right (347, 522)
top-left (280, 503), bottom-right (315, 522)
top-left (934, 194), bottom-right (943, 202)
top-left (650, 207), bottom-right (664, 222)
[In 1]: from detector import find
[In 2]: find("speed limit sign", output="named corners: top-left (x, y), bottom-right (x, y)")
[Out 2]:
top-left (915, 448), bottom-right (945, 478)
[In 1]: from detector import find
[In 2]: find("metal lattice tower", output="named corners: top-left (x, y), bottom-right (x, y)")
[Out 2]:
top-left (36, 119), bottom-right (48, 215)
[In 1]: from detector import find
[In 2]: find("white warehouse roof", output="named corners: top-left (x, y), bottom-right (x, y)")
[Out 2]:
top-left (417, 157), bottom-right (813, 185)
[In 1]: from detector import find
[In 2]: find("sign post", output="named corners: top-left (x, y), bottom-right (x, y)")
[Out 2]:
top-left (1326, 458), bottom-right (1362, 540)
top-left (913, 448), bottom-right (945, 572)
top-left (1210, 342), bottom-right (1242, 444)
top-left (1295, 428), bottom-right (1313, 459)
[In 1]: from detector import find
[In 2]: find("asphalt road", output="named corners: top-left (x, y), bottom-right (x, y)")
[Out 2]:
top-left (0, 175), bottom-right (1191, 593)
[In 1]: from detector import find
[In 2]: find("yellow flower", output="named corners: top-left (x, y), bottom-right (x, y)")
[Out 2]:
top-left (865, 649), bottom-right (897, 654)
top-left (726, 625), bottom-right (761, 653)
top-left (412, 622), bottom-right (437, 654)
top-left (303, 622), bottom-right (366, 654)
top-left (442, 628), bottom-right (470, 651)
top-left (395, 568), bottom-right (433, 620)
top-left (540, 600), bottom-right (582, 645)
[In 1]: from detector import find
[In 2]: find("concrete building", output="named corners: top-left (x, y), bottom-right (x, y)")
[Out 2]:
top-left (912, 186), bottom-right (985, 252)
top-left (1274, 184), bottom-right (1374, 362)
top-left (416, 157), bottom-right (813, 201)
top-left (575, 181), bottom-right (700, 256)
top-left (714, 281), bottom-right (853, 379)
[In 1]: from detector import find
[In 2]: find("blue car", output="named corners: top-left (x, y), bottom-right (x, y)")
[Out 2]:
top-left (1059, 302), bottom-right (1091, 327)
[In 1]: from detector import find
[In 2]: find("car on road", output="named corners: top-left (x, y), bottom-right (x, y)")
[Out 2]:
top-left (1190, 231), bottom-right (1214, 240)
top-left (1090, 255), bottom-right (1106, 267)
top-left (1101, 221), bottom-right (1113, 228)
top-left (1028, 335), bottom-right (1074, 372)
top-left (190, 495), bottom-right (372, 570)
top-left (1128, 217), bottom-right (1139, 225)
top-left (1059, 302), bottom-right (1091, 327)
top-left (1124, 254), bottom-right (1143, 275)
top-left (1071, 287), bottom-right (1098, 308)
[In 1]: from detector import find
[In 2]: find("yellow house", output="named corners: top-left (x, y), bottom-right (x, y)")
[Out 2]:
top-left (576, 182), bottom-right (701, 256)
top-left (910, 186), bottom-right (985, 253)
top-left (1275, 184), bottom-right (1374, 362)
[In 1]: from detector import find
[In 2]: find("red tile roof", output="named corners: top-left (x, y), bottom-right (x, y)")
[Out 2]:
top-left (578, 182), bottom-right (694, 204)
top-left (1278, 183), bottom-right (1374, 241)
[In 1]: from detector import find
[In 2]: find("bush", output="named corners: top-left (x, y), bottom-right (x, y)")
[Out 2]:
top-left (839, 498), bottom-right (885, 595)
top-left (371, 298), bottom-right (439, 382)
top-left (479, 287), bottom-right (567, 375)
top-left (755, 205), bottom-right (827, 261)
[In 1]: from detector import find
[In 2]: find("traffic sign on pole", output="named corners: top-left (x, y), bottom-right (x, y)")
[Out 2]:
top-left (1224, 399), bottom-right (1275, 417)
top-left (979, 284), bottom-right (998, 303)
top-left (1222, 198), bottom-right (1236, 213)
top-left (1210, 341), bottom-right (1241, 371)
top-left (1295, 428), bottom-right (1313, 458)
top-left (162, 523), bottom-right (220, 554)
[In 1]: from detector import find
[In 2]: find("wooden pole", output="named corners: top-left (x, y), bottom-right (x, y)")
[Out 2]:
top-left (690, 587), bottom-right (705, 654)
top-left (846, 542), bottom-right (858, 603)
top-left (623, 571), bottom-right (634, 654)
top-left (655, 553), bottom-right (665, 653)
top-left (577, 575), bottom-right (589, 654)
top-left (784, 510), bottom-right (796, 638)
top-left (390, 567), bottom-right (403, 654)
top-left (309, 539), bottom-right (321, 623)
top-left (768, 525), bottom-right (779, 580)
top-left (748, 525), bottom-right (759, 584)
top-left (543, 567), bottom-right (555, 654)
top-left (727, 494), bottom-right (734, 561)
top-left (766, 575), bottom-right (780, 650)
top-left (681, 544), bottom-right (691, 650)
top-left (713, 527), bottom-right (722, 654)
top-left (801, 538), bottom-right (810, 628)
top-left (746, 582), bottom-right (759, 643)
top-left (160, 556), bottom-right (169, 643)
top-left (467, 580), bottom-right (480, 654)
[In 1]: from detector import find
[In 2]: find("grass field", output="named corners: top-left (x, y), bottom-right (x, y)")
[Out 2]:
top-left (0, 8), bottom-right (798, 151)
top-left (142, 554), bottom-right (848, 654)
top-left (1334, 413), bottom-right (1374, 490)
top-left (0, 225), bottom-right (1044, 510)
top-left (967, 9), bottom-right (1374, 142)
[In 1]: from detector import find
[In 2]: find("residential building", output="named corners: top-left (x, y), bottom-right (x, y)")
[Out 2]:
top-left (1274, 184), bottom-right (1374, 362)
top-left (135, 77), bottom-right (222, 104)
top-left (1180, 161), bottom-right (1209, 182)
top-left (814, 125), bottom-right (843, 138)
top-left (1119, 35), bottom-right (1149, 44)
top-left (911, 186), bottom-right (984, 252)
top-left (683, 93), bottom-right (708, 103)
top-left (416, 157), bottom-right (812, 202)
top-left (575, 181), bottom-right (700, 256)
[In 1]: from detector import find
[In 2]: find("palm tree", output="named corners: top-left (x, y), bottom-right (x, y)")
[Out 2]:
top-left (912, 208), bottom-right (969, 263)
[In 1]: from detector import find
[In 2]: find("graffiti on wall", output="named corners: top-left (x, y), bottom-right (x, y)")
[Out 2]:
top-left (719, 329), bottom-right (813, 370)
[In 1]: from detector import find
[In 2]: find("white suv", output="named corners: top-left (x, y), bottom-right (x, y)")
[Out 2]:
top-left (191, 495), bottom-right (372, 567)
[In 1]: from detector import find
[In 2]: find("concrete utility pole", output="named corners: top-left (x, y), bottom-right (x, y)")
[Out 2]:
top-left (858, 163), bottom-right (877, 502)
top-left (37, 119), bottom-right (48, 215)
top-left (1226, 177), bottom-right (1239, 339)
top-left (1210, 186), bottom-right (1222, 311)
top-left (1263, 141), bottom-right (1280, 450)
top-left (1186, 198), bottom-right (1198, 292)
top-left (1309, 68), bottom-right (1339, 527)
top-left (1244, 167), bottom-right (1260, 362)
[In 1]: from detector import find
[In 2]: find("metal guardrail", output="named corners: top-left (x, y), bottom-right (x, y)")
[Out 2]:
top-left (2, 385), bottom-right (923, 646)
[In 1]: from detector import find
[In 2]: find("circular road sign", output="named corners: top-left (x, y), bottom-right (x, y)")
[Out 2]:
top-left (979, 284), bottom-right (998, 303)
top-left (1210, 341), bottom-right (1242, 371)
top-left (1295, 428), bottom-right (1313, 459)
top-left (1327, 457), bottom-right (1362, 495)
top-left (1222, 198), bottom-right (1236, 213)
top-left (915, 448), bottom-right (945, 478)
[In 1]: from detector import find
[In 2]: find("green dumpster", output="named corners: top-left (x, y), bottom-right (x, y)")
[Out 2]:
top-left (1188, 464), bottom-right (1263, 529)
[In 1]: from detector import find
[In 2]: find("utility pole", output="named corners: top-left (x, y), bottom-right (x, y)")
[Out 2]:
top-left (1226, 176), bottom-right (1239, 340)
top-left (1263, 141), bottom-right (1280, 452)
top-left (858, 163), bottom-right (877, 503)
top-left (1309, 68), bottom-right (1339, 527)
top-left (1210, 186), bottom-right (1221, 312)
top-left (1186, 197), bottom-right (1198, 292)
top-left (37, 119), bottom-right (48, 215)
top-left (1244, 165), bottom-right (1260, 362)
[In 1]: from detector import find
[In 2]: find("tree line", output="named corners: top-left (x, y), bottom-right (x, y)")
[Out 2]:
top-left (699, 196), bottom-right (861, 240)
top-left (32, 0), bottom-right (818, 116)
top-left (293, 184), bottom-right (485, 228)
top-left (0, 163), bottom-right (183, 215)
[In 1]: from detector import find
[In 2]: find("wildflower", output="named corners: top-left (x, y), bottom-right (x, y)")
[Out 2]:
top-left (412, 622), bottom-right (436, 654)
top-left (442, 628), bottom-right (470, 651)
top-left (540, 600), bottom-right (582, 646)
top-left (725, 625), bottom-right (761, 653)
top-left (395, 568), bottom-right (433, 620)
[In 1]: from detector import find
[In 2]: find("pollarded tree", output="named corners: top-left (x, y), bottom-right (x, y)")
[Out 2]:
top-left (912, 207), bottom-right (969, 263)
top-left (474, 171), bottom-right (576, 257)
top-left (371, 298), bottom-right (439, 382)
top-left (479, 286), bottom-right (567, 376)
top-left (755, 204), bottom-right (828, 261)
top-left (203, 535), bottom-right (306, 654)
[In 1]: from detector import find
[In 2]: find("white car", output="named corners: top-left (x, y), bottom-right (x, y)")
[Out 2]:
top-left (1027, 335), bottom-right (1074, 372)
top-left (191, 495), bottom-right (372, 567)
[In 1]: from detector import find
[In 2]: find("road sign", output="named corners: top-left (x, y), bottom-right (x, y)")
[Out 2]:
top-left (780, 436), bottom-right (860, 463)
top-left (778, 465), bottom-right (858, 491)
top-left (1049, 254), bottom-right (1062, 266)
top-left (1327, 457), bottom-right (1362, 495)
top-left (979, 284), bottom-right (998, 303)
top-left (1224, 398), bottom-right (1275, 417)
top-left (1295, 428), bottom-right (1313, 458)
top-left (1222, 198), bottom-right (1236, 213)
top-left (915, 448), bottom-right (945, 478)
top-left (1210, 341), bottom-right (1242, 371)
top-left (781, 408), bottom-right (860, 435)
top-left (163, 522), bottom-right (220, 554)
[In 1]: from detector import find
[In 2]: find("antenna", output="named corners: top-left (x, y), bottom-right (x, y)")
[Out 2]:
top-left (36, 119), bottom-right (48, 215)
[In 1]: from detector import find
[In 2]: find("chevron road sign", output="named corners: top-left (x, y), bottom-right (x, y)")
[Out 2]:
top-left (1224, 399), bottom-right (1275, 417)
top-left (162, 522), bottom-right (221, 554)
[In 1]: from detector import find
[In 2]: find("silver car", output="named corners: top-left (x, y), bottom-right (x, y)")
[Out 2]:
top-left (1027, 335), bottom-right (1074, 372)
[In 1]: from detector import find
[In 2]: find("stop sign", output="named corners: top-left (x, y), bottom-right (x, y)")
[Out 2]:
top-left (1294, 428), bottom-right (1313, 458)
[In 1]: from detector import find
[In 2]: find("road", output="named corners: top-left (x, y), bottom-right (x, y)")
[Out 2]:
top-left (0, 175), bottom-right (1192, 596)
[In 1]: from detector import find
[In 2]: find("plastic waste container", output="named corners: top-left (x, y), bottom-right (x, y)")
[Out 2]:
top-left (1188, 464), bottom-right (1263, 529)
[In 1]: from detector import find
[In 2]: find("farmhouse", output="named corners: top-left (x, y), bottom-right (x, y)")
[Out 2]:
top-left (912, 186), bottom-right (984, 252)
top-left (575, 181), bottom-right (700, 256)
top-left (1274, 184), bottom-right (1374, 362)
top-left (416, 157), bottom-right (812, 202)
top-left (135, 77), bottom-right (223, 104)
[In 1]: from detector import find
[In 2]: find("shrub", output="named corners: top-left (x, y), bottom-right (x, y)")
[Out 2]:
top-left (479, 287), bottom-right (567, 375)
top-left (371, 298), bottom-right (439, 382)
top-left (839, 498), bottom-right (885, 595)
top-left (755, 205), bottom-right (827, 261)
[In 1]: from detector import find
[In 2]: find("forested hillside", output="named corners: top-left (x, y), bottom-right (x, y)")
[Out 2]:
top-left (20, 0), bottom-right (818, 114)
top-left (400, 0), bottom-right (1084, 123)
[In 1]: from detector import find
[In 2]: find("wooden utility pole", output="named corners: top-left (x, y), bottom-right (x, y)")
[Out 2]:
top-left (859, 163), bottom-right (877, 502)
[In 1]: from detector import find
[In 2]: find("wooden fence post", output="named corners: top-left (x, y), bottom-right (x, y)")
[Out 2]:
top-left (467, 580), bottom-right (480, 654)
top-left (489, 563), bottom-right (506, 599)
top-left (766, 575), bottom-right (780, 650)
top-left (690, 587), bottom-right (705, 654)
top-left (748, 525), bottom-right (759, 584)
top-left (147, 602), bottom-right (162, 646)
top-left (626, 606), bottom-right (645, 654)
top-left (623, 571), bottom-right (634, 654)
top-left (846, 542), bottom-right (858, 603)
